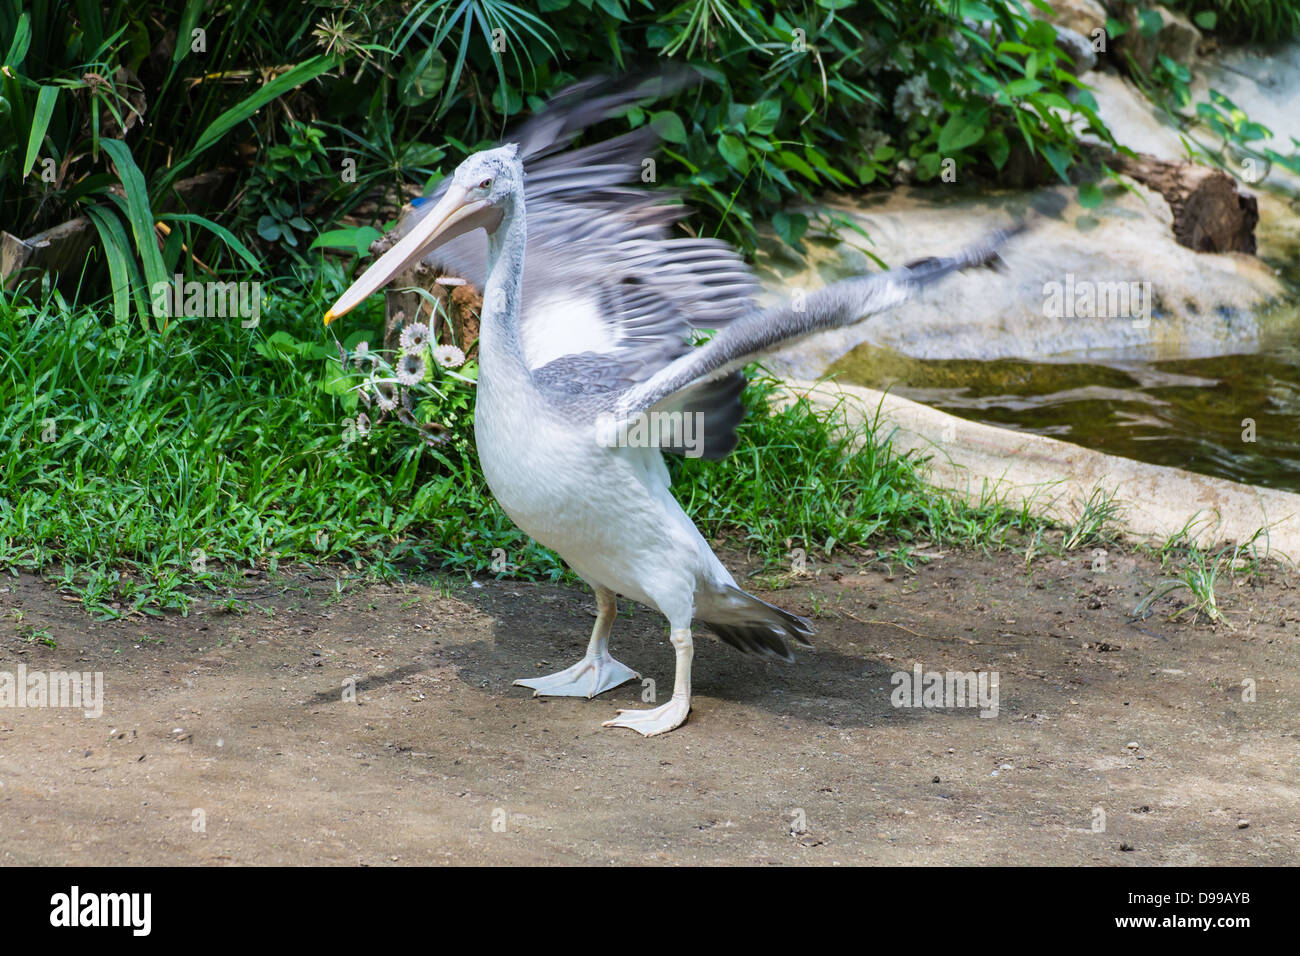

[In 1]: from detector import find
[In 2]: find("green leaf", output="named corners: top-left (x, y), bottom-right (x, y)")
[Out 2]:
top-left (1194, 11), bottom-right (1217, 31)
top-left (257, 216), bottom-right (282, 241)
top-left (772, 211), bottom-right (808, 248)
top-left (1041, 142), bottom-right (1071, 182)
top-left (491, 83), bottom-right (523, 116)
top-left (803, 148), bottom-right (854, 186)
top-left (398, 51), bottom-right (447, 106)
top-left (22, 85), bottom-right (57, 179)
top-left (939, 110), bottom-right (987, 154)
top-left (100, 139), bottom-right (168, 302)
top-left (594, 0), bottom-right (628, 19)
top-left (650, 110), bottom-right (687, 144)
top-left (160, 213), bottom-right (263, 271)
top-left (174, 0), bottom-right (205, 66)
top-left (310, 226), bottom-right (383, 256)
top-left (1138, 9), bottom-right (1163, 37)
top-left (958, 1), bottom-right (997, 22)
top-left (778, 150), bottom-right (820, 183)
top-left (1023, 19), bottom-right (1057, 47)
top-left (985, 129), bottom-right (1010, 170)
top-left (85, 206), bottom-right (138, 326)
top-left (1078, 181), bottom-right (1103, 208)
top-left (718, 133), bottom-right (749, 172)
top-left (4, 12), bottom-right (31, 67)
top-left (744, 100), bottom-right (781, 136)
top-left (1004, 77), bottom-right (1043, 98)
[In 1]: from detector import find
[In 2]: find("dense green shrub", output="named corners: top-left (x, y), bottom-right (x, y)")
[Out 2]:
top-left (1166, 0), bottom-right (1300, 43)
top-left (2, 0), bottom-right (1111, 318)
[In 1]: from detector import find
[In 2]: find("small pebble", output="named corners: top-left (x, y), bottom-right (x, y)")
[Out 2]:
top-left (1237, 819), bottom-right (1250, 829)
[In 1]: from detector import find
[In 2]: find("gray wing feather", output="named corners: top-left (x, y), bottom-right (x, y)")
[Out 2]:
top-left (616, 225), bottom-right (1027, 422)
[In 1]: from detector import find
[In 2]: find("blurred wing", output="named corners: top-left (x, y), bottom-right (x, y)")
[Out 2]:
top-left (615, 226), bottom-right (1027, 424)
top-left (380, 76), bottom-right (760, 456)
top-left (416, 128), bottom-right (760, 372)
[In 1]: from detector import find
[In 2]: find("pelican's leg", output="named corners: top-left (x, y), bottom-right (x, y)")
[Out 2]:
top-left (603, 626), bottom-right (692, 736)
top-left (513, 587), bottom-right (639, 699)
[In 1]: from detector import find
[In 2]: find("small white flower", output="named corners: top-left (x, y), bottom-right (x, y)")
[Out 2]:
top-left (396, 352), bottom-right (426, 385)
top-left (353, 340), bottom-right (371, 368)
top-left (433, 344), bottom-right (465, 368)
top-left (355, 412), bottom-right (371, 437)
top-left (375, 384), bottom-right (398, 411)
top-left (399, 322), bottom-right (430, 355)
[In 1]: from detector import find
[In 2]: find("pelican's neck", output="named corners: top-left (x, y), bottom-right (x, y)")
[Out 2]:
top-left (478, 192), bottom-right (528, 377)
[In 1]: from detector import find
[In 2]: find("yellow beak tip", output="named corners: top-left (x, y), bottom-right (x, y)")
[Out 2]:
top-left (322, 309), bottom-right (337, 326)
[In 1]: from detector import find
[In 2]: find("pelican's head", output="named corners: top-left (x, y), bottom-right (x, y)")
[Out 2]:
top-left (323, 144), bottom-right (522, 325)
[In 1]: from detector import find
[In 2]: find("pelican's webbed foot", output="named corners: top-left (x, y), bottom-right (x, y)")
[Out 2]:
top-left (514, 651), bottom-right (639, 699)
top-left (602, 694), bottom-right (691, 737)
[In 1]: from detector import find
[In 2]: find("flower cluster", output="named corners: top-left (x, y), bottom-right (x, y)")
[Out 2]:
top-left (335, 311), bottom-right (472, 450)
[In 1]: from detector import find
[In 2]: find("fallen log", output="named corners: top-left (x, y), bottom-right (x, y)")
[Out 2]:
top-left (1108, 151), bottom-right (1259, 254)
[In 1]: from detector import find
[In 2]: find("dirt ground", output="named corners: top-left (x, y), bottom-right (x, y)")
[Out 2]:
top-left (1, 545), bottom-right (1297, 866)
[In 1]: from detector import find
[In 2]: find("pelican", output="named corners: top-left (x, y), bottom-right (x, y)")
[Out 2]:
top-left (323, 81), bottom-right (1022, 735)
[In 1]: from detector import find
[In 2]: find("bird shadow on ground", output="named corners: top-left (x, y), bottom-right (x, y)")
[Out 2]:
top-left (444, 584), bottom-right (942, 730)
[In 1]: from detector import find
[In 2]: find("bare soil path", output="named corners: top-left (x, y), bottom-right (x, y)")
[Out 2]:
top-left (1, 548), bottom-right (1296, 865)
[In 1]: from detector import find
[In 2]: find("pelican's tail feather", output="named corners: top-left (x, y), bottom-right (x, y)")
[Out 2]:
top-left (698, 586), bottom-right (815, 661)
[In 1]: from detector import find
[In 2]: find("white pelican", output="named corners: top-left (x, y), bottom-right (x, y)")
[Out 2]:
top-left (324, 83), bottom-right (1022, 735)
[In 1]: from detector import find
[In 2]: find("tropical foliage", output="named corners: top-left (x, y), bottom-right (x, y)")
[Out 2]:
top-left (3, 0), bottom-right (1113, 319)
top-left (1167, 0), bottom-right (1300, 43)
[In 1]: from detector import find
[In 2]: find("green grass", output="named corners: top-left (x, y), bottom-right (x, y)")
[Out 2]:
top-left (1063, 484), bottom-right (1125, 551)
top-left (1131, 521), bottom-right (1272, 626)
top-left (2, 285), bottom-right (1059, 617)
top-left (0, 286), bottom-right (558, 616)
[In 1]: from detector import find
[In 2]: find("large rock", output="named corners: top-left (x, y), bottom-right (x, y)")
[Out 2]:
top-left (1031, 0), bottom-right (1108, 38)
top-left (1054, 25), bottom-right (1099, 74)
top-left (1115, 3), bottom-right (1203, 75)
top-left (1030, 0), bottom-right (1106, 73)
top-left (756, 184), bottom-right (1285, 369)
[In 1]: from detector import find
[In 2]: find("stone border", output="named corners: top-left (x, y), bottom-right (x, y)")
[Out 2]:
top-left (776, 379), bottom-right (1300, 566)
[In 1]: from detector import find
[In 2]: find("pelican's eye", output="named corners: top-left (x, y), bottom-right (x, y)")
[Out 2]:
top-left (478, 178), bottom-right (493, 191)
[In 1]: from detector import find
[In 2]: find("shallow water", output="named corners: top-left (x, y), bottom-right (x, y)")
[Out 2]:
top-left (829, 322), bottom-right (1300, 491)
top-left (823, 170), bottom-right (1300, 493)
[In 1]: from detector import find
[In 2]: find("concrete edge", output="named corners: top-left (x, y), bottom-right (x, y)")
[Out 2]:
top-left (774, 379), bottom-right (1300, 568)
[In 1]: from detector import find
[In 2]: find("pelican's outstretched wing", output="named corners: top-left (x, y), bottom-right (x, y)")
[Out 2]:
top-left (612, 226), bottom-right (1026, 424)
top-left (380, 77), bottom-right (1023, 462)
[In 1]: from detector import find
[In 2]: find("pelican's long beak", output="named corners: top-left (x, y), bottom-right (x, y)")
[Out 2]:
top-left (323, 184), bottom-right (499, 325)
